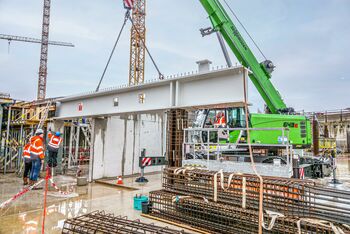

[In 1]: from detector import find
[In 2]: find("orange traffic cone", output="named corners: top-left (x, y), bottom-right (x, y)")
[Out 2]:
top-left (117, 176), bottom-right (123, 185)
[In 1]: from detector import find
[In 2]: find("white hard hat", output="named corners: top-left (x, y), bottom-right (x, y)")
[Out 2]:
top-left (35, 129), bottom-right (44, 135)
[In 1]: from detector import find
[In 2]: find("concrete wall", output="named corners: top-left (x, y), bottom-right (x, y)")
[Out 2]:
top-left (92, 112), bottom-right (166, 180)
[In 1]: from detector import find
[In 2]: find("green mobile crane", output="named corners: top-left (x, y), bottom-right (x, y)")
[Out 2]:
top-left (195, 0), bottom-right (312, 149)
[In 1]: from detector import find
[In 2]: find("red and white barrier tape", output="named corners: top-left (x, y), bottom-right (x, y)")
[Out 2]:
top-left (0, 179), bottom-right (44, 209)
top-left (49, 179), bottom-right (74, 195)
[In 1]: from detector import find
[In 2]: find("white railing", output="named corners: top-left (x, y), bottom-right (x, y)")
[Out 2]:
top-left (183, 127), bottom-right (294, 177)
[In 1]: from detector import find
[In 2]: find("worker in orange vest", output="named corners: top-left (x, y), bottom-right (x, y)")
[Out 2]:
top-left (215, 112), bottom-right (226, 127)
top-left (22, 142), bottom-right (32, 185)
top-left (29, 129), bottom-right (45, 187)
top-left (47, 130), bottom-right (63, 168)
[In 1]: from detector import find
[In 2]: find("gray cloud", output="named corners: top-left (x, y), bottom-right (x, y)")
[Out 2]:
top-left (0, 0), bottom-right (349, 112)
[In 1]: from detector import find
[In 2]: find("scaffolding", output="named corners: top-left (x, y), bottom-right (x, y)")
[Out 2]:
top-left (63, 119), bottom-right (92, 172)
top-left (0, 99), bottom-right (56, 174)
top-left (0, 98), bottom-right (92, 176)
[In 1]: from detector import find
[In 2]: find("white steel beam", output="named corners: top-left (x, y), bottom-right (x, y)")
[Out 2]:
top-left (56, 66), bottom-right (247, 119)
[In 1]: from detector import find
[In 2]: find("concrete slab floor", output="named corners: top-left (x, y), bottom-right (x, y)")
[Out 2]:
top-left (0, 172), bottom-right (195, 234)
top-left (0, 156), bottom-right (349, 234)
top-left (317, 155), bottom-right (350, 191)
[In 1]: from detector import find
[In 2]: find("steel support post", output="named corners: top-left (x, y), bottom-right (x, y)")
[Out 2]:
top-left (68, 124), bottom-right (74, 168)
top-left (88, 119), bottom-right (95, 182)
top-left (4, 106), bottom-right (11, 174)
top-left (74, 124), bottom-right (80, 166)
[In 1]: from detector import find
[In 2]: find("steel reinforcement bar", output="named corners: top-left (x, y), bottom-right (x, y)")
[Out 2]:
top-left (162, 168), bottom-right (350, 225)
top-left (149, 190), bottom-right (349, 234)
top-left (61, 210), bottom-right (191, 234)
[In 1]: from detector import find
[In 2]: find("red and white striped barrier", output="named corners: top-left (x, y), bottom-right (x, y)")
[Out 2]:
top-left (123, 0), bottom-right (134, 9)
top-left (299, 168), bottom-right (305, 179)
top-left (49, 179), bottom-right (74, 196)
top-left (0, 179), bottom-right (44, 209)
top-left (142, 157), bottom-right (152, 167)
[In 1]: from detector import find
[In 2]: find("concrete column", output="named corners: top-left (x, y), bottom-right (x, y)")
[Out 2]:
top-left (92, 118), bottom-right (107, 180)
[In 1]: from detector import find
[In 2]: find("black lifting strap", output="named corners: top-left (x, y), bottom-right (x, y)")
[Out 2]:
top-left (127, 14), bottom-right (164, 80)
top-left (96, 10), bottom-right (130, 92)
top-left (96, 9), bottom-right (165, 92)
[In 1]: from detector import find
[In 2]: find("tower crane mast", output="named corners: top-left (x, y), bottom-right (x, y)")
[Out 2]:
top-left (37, 0), bottom-right (51, 100)
top-left (127, 0), bottom-right (146, 86)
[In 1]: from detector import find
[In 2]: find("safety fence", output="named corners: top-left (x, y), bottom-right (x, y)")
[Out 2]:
top-left (183, 127), bottom-right (293, 178)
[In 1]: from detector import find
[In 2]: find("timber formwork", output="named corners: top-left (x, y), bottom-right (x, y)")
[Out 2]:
top-left (166, 109), bottom-right (188, 167)
top-left (61, 210), bottom-right (191, 234)
top-left (148, 168), bottom-right (350, 233)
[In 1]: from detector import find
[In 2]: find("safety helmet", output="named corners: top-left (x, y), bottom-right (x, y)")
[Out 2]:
top-left (55, 131), bottom-right (61, 137)
top-left (35, 129), bottom-right (44, 135)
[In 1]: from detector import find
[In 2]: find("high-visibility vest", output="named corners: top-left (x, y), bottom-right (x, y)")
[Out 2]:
top-left (22, 143), bottom-right (31, 160)
top-left (219, 116), bottom-right (226, 125)
top-left (30, 136), bottom-right (45, 159)
top-left (48, 134), bottom-right (62, 149)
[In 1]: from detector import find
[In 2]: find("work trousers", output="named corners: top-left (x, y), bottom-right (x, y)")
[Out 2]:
top-left (29, 158), bottom-right (42, 181)
top-left (23, 161), bottom-right (32, 178)
top-left (48, 150), bottom-right (58, 168)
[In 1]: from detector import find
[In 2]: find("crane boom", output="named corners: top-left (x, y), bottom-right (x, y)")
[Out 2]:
top-left (199, 0), bottom-right (289, 114)
top-left (0, 34), bottom-right (74, 47)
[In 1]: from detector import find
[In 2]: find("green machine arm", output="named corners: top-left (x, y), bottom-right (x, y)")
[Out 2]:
top-left (199, 0), bottom-right (290, 114)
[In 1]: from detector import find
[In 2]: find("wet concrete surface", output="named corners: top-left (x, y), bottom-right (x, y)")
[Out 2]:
top-left (316, 155), bottom-right (350, 190)
top-left (0, 173), bottom-right (194, 234)
top-left (1, 156), bottom-right (349, 234)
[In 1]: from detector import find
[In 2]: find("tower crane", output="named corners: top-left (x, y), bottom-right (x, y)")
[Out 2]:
top-left (0, 34), bottom-right (74, 50)
top-left (125, 0), bottom-right (146, 86)
top-left (38, 0), bottom-right (51, 100)
top-left (0, 0), bottom-right (74, 100)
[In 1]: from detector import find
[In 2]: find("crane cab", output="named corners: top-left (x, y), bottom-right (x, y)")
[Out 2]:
top-left (192, 107), bottom-right (312, 149)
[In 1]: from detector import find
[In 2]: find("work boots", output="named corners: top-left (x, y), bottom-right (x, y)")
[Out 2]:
top-left (23, 177), bottom-right (28, 186)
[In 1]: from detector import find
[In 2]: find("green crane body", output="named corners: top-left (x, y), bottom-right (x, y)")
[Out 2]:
top-left (199, 0), bottom-right (287, 114)
top-left (199, 0), bottom-right (312, 148)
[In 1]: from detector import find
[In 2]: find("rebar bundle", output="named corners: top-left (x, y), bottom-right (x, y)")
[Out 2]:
top-left (146, 167), bottom-right (350, 233)
top-left (149, 190), bottom-right (347, 234)
top-left (166, 110), bottom-right (188, 167)
top-left (61, 210), bottom-right (191, 234)
top-left (162, 168), bottom-right (350, 224)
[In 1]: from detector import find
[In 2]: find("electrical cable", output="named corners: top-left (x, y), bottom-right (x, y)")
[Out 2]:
top-left (127, 15), bottom-right (164, 80)
top-left (221, 0), bottom-right (267, 61)
top-left (96, 10), bottom-right (130, 92)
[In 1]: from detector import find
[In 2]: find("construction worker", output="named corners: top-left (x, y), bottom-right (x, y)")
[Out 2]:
top-left (47, 130), bottom-right (63, 168)
top-left (29, 129), bottom-right (45, 187)
top-left (215, 111), bottom-right (226, 128)
top-left (22, 142), bottom-right (32, 185)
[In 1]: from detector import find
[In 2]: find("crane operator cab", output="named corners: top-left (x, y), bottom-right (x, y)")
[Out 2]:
top-left (192, 107), bottom-right (312, 154)
top-left (192, 107), bottom-right (247, 146)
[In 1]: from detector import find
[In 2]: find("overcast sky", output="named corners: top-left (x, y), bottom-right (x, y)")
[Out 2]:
top-left (0, 0), bottom-right (349, 112)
